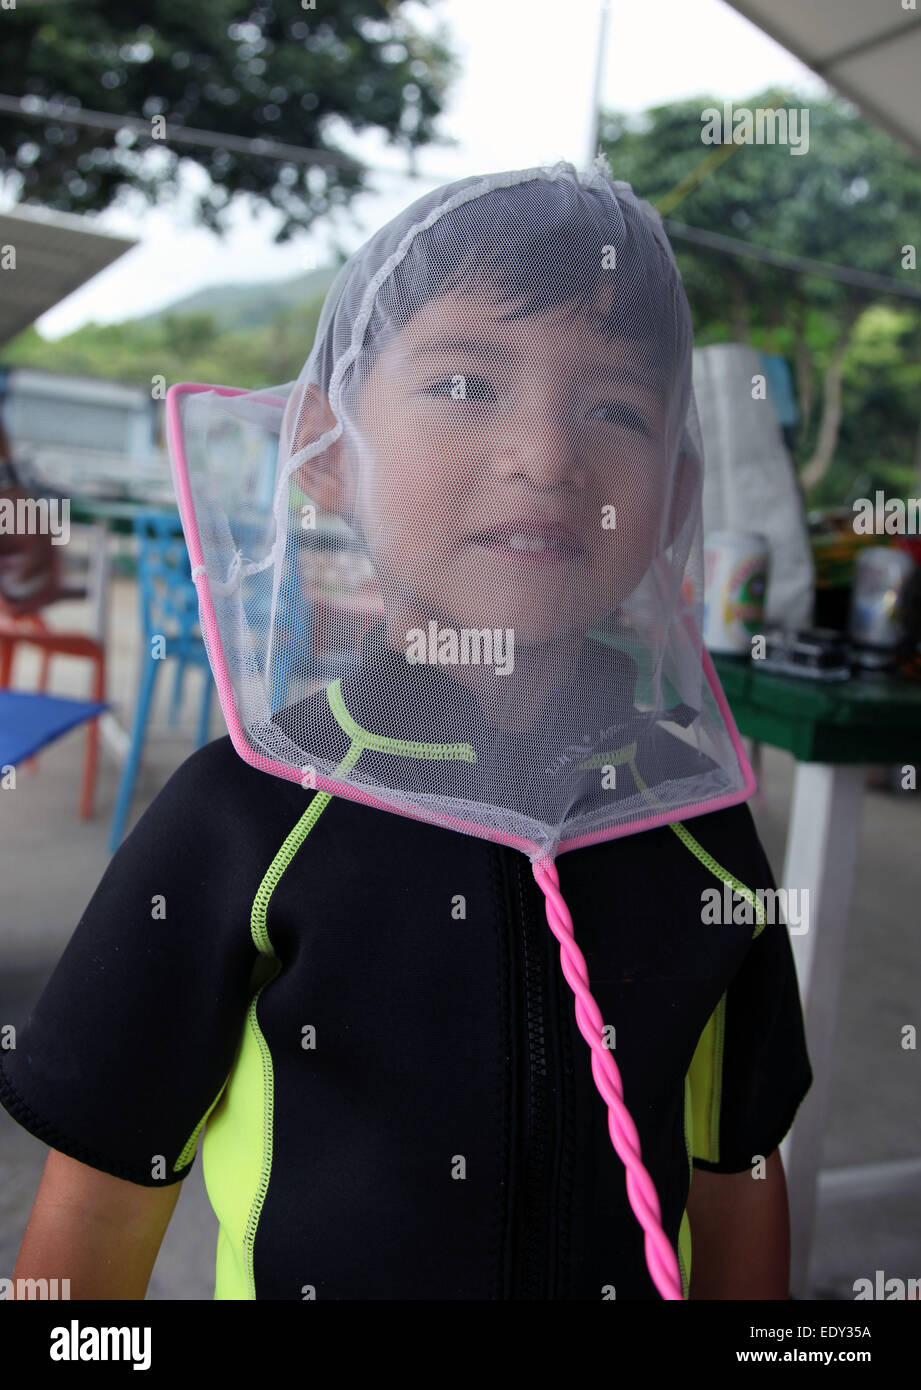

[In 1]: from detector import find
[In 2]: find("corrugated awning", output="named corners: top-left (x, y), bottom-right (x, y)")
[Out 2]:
top-left (0, 205), bottom-right (136, 350)
top-left (723, 0), bottom-right (921, 164)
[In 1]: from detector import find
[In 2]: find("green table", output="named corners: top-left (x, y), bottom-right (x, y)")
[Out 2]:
top-left (711, 652), bottom-right (921, 1297)
top-left (69, 494), bottom-right (179, 535)
top-left (711, 654), bottom-right (921, 764)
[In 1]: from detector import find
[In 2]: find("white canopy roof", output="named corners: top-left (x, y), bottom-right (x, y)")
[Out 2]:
top-left (724, 0), bottom-right (921, 164)
top-left (0, 204), bottom-right (135, 350)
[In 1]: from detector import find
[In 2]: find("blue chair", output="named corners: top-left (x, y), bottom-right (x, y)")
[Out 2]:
top-left (108, 511), bottom-right (357, 850)
top-left (232, 518), bottom-right (358, 712)
top-left (164, 516), bottom-right (272, 725)
top-left (0, 689), bottom-right (108, 774)
top-left (108, 511), bottom-right (213, 851)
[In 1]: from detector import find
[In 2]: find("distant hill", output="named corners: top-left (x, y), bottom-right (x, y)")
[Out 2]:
top-left (136, 264), bottom-right (341, 333)
top-left (0, 261), bottom-right (341, 388)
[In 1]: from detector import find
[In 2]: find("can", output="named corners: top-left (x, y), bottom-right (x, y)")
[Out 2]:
top-left (848, 546), bottom-right (915, 669)
top-left (703, 530), bottom-right (770, 653)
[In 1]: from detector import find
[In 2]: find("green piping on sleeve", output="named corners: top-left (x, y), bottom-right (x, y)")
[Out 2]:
top-left (626, 756), bottom-right (766, 941)
top-left (623, 753), bottom-right (763, 1172)
top-left (206, 688), bottom-right (479, 1300)
top-left (667, 820), bottom-right (766, 940)
top-left (211, 725), bottom-right (381, 1300)
top-left (239, 803), bottom-right (329, 1297)
top-left (206, 784), bottom-right (339, 1300)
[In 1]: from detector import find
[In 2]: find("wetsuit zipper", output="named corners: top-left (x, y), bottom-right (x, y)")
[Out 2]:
top-left (513, 854), bottom-right (550, 1298)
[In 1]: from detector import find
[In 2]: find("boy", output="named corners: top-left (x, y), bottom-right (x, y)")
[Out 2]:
top-left (1, 160), bottom-right (811, 1299)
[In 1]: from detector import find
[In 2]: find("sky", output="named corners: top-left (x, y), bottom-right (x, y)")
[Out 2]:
top-left (4, 0), bottom-right (828, 340)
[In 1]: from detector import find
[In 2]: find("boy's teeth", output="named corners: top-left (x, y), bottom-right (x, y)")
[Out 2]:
top-left (474, 529), bottom-right (574, 553)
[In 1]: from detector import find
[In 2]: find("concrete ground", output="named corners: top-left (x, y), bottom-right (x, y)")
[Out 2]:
top-left (1, 567), bottom-right (919, 1300)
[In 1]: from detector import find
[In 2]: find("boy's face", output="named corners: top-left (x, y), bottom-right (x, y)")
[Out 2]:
top-left (330, 290), bottom-right (671, 649)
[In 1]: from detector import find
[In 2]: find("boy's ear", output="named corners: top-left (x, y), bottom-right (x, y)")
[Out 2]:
top-left (285, 382), bottom-right (354, 518)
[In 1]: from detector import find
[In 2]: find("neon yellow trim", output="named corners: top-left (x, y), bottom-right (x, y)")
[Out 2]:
top-left (204, 785), bottom-right (336, 1300)
top-left (204, 987), bottom-right (278, 1300)
top-left (327, 679), bottom-right (476, 762)
top-left (206, 682), bottom-right (478, 1297)
top-left (625, 751), bottom-right (761, 1173)
top-left (668, 821), bottom-right (766, 940)
top-left (687, 992), bottom-right (727, 1164)
top-left (677, 1072), bottom-right (693, 1299)
top-left (174, 1079), bottom-right (229, 1173)
top-left (334, 735), bottom-right (364, 777)
top-left (627, 755), bottom-right (766, 940)
top-left (577, 742), bottom-right (636, 770)
top-left (677, 1209), bottom-right (691, 1300)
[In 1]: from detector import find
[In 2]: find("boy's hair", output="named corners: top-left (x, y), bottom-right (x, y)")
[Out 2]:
top-left (315, 172), bottom-right (693, 410)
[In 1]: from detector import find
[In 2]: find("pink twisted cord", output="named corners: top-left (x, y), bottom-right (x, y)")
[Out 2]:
top-left (532, 855), bottom-right (683, 1301)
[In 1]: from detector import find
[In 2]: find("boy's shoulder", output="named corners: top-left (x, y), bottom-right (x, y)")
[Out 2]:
top-left (120, 732), bottom-right (314, 866)
top-left (159, 731), bottom-right (305, 806)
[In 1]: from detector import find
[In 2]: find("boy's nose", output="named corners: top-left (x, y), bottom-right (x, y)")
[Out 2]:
top-left (492, 411), bottom-right (585, 490)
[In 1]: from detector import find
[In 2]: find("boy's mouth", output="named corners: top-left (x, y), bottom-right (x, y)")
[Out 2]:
top-left (467, 519), bottom-right (584, 562)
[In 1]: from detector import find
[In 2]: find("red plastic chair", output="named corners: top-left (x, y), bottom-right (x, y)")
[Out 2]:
top-left (0, 605), bottom-right (106, 818)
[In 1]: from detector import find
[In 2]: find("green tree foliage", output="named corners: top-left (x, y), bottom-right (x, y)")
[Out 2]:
top-left (1, 285), bottom-right (330, 390)
top-left (5, 72), bottom-right (919, 507)
top-left (0, 0), bottom-right (458, 239)
top-left (818, 305), bottom-right (921, 508)
top-left (600, 90), bottom-right (921, 499)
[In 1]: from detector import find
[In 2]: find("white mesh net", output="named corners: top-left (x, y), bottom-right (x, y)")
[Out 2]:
top-left (167, 157), bottom-right (753, 863)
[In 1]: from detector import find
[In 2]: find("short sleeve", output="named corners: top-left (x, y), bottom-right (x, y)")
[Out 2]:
top-left (0, 737), bottom-right (279, 1187)
top-left (687, 826), bottom-right (814, 1175)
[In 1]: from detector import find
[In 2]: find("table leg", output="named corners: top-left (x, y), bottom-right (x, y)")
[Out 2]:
top-left (779, 762), bottom-right (865, 1299)
top-left (86, 521), bottom-right (109, 642)
top-left (98, 710), bottom-right (130, 762)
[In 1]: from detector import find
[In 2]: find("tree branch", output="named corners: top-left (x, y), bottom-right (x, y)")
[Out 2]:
top-left (799, 303), bottom-right (864, 493)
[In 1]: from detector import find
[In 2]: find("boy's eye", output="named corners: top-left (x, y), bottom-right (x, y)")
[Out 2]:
top-left (588, 401), bottom-right (653, 437)
top-left (421, 374), bottom-right (497, 401)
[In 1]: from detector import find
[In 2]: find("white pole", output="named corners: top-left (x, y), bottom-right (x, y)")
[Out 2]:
top-left (586, 0), bottom-right (612, 167)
